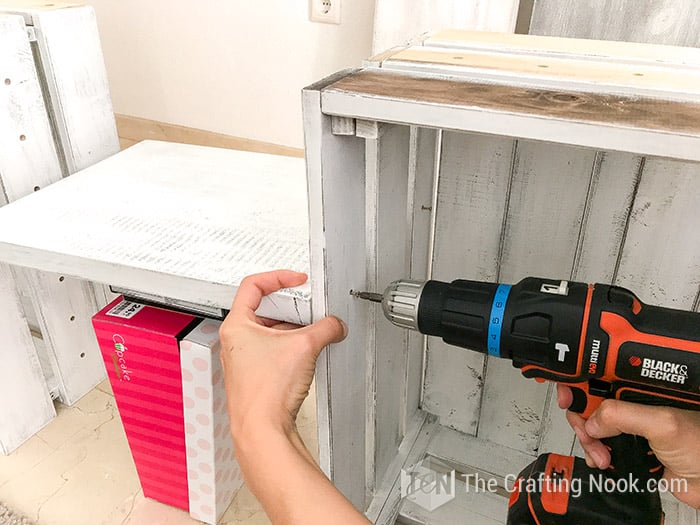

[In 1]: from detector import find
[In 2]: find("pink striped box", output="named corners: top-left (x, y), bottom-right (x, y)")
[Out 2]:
top-left (180, 319), bottom-right (244, 524)
top-left (92, 296), bottom-right (200, 511)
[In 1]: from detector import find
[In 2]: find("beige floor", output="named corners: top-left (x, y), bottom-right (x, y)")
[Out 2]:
top-left (0, 380), bottom-right (319, 525)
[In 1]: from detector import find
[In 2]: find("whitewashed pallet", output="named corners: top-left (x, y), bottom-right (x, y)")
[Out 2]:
top-left (0, 14), bottom-right (58, 453)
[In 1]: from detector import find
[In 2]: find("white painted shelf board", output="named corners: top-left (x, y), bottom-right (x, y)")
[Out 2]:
top-left (0, 141), bottom-right (311, 323)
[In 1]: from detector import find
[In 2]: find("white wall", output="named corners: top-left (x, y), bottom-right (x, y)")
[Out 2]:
top-left (85, 1), bottom-right (376, 148)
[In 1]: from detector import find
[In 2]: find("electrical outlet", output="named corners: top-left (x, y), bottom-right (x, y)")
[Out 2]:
top-left (310, 0), bottom-right (340, 24)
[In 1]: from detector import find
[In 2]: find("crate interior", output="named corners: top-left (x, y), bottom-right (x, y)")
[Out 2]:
top-left (314, 119), bottom-right (700, 524)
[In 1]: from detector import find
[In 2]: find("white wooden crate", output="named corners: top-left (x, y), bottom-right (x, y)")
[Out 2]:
top-left (0, 2), bottom-right (120, 419)
top-left (303, 32), bottom-right (700, 524)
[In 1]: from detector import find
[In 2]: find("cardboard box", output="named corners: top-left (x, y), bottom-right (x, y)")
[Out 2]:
top-left (180, 319), bottom-right (244, 524)
top-left (92, 296), bottom-right (200, 511)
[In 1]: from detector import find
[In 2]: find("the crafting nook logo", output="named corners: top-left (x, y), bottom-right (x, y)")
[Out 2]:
top-left (400, 459), bottom-right (456, 511)
top-left (111, 334), bottom-right (133, 382)
top-left (630, 356), bottom-right (688, 385)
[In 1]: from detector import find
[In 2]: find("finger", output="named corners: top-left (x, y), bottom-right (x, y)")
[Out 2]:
top-left (584, 400), bottom-right (671, 442)
top-left (296, 316), bottom-right (348, 356)
top-left (256, 316), bottom-right (302, 330)
top-left (557, 384), bottom-right (573, 409)
top-left (567, 411), bottom-right (611, 469)
top-left (232, 270), bottom-right (308, 319)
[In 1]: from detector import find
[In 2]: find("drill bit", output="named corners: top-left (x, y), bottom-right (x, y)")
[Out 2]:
top-left (350, 290), bottom-right (383, 303)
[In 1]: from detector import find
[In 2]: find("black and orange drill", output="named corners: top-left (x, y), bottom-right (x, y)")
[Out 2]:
top-left (353, 277), bottom-right (700, 524)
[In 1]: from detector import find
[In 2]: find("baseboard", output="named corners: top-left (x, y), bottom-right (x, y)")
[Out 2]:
top-left (115, 114), bottom-right (305, 158)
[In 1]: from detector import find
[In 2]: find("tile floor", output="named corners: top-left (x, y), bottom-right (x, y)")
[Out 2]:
top-left (0, 380), bottom-right (319, 525)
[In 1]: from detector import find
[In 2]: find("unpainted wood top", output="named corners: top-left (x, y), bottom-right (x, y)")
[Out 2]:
top-left (323, 69), bottom-right (700, 137)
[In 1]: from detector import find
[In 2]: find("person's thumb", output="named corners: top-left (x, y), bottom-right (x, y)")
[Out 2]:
top-left (297, 316), bottom-right (348, 356)
top-left (585, 400), bottom-right (664, 441)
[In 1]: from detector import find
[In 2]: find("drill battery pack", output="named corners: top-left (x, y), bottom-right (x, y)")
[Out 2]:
top-left (507, 452), bottom-right (664, 525)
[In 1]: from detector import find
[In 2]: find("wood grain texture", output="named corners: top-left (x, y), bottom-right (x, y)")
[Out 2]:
top-left (425, 29), bottom-right (700, 65)
top-left (422, 131), bottom-right (514, 435)
top-left (0, 263), bottom-right (55, 454)
top-left (0, 141), bottom-right (311, 322)
top-left (383, 46), bottom-right (700, 102)
top-left (116, 114), bottom-right (304, 158)
top-left (322, 70), bottom-right (700, 162)
top-left (303, 76), bottom-right (370, 509)
top-left (530, 0), bottom-right (700, 47)
top-left (325, 70), bottom-right (700, 136)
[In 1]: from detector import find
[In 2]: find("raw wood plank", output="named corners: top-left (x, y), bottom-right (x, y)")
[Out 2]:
top-left (303, 75), bottom-right (369, 509)
top-left (422, 131), bottom-right (514, 435)
top-left (365, 124), bottom-right (412, 493)
top-left (478, 141), bottom-right (596, 454)
top-left (424, 29), bottom-right (700, 66)
top-left (529, 0), bottom-right (700, 48)
top-left (0, 263), bottom-right (55, 454)
top-left (322, 70), bottom-right (700, 162)
top-left (382, 46), bottom-right (700, 101)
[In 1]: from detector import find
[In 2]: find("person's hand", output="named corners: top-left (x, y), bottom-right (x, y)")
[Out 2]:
top-left (219, 270), bottom-right (347, 440)
top-left (558, 385), bottom-right (700, 508)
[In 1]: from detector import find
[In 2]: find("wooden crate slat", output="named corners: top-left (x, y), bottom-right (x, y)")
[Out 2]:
top-left (321, 71), bottom-right (700, 163)
top-left (303, 76), bottom-right (370, 508)
top-left (422, 131), bottom-right (514, 436)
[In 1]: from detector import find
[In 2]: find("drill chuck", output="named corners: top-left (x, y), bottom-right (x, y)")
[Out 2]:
top-left (380, 280), bottom-right (425, 331)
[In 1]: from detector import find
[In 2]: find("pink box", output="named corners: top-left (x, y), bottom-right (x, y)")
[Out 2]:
top-left (92, 296), bottom-right (200, 511)
top-left (180, 319), bottom-right (243, 524)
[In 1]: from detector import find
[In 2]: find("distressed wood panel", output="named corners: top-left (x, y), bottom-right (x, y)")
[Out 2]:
top-left (371, 0), bottom-right (519, 55)
top-left (530, 0), bottom-right (700, 47)
top-left (404, 127), bottom-right (438, 424)
top-left (366, 124), bottom-right (412, 493)
top-left (0, 141), bottom-right (311, 319)
top-left (614, 159), bottom-right (700, 308)
top-left (303, 77), bottom-right (369, 509)
top-left (0, 263), bottom-right (55, 454)
top-left (478, 141), bottom-right (597, 454)
top-left (25, 5), bottom-right (119, 173)
top-left (21, 269), bottom-right (103, 406)
top-left (423, 131), bottom-right (514, 435)
top-left (0, 13), bottom-right (59, 452)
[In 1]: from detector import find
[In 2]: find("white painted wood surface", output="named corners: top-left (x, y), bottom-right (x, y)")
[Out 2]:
top-left (0, 141), bottom-right (311, 323)
top-left (0, 263), bottom-right (55, 455)
top-left (303, 73), bottom-right (370, 508)
top-left (0, 13), bottom-right (59, 453)
top-left (371, 0), bottom-right (519, 55)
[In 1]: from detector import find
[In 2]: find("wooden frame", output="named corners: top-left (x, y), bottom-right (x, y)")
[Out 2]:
top-left (303, 33), bottom-right (700, 524)
top-left (0, 2), bottom-right (121, 410)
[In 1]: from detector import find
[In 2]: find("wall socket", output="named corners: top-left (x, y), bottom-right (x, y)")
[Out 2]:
top-left (309, 0), bottom-right (340, 24)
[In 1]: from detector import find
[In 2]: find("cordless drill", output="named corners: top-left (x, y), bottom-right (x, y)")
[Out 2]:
top-left (353, 277), bottom-right (700, 524)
